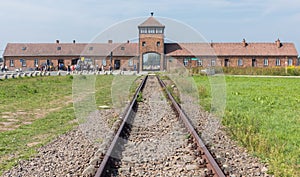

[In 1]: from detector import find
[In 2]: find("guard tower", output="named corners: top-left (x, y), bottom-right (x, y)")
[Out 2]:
top-left (138, 12), bottom-right (165, 71)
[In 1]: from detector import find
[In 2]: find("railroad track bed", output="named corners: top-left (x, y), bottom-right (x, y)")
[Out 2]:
top-left (94, 75), bottom-right (225, 177)
top-left (102, 75), bottom-right (213, 176)
top-left (2, 75), bottom-right (272, 177)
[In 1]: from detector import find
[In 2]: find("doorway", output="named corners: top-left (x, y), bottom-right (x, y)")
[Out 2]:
top-left (252, 59), bottom-right (257, 67)
top-left (114, 60), bottom-right (120, 70)
top-left (142, 53), bottom-right (161, 71)
top-left (224, 59), bottom-right (229, 67)
top-left (58, 59), bottom-right (65, 70)
top-left (72, 58), bottom-right (79, 65)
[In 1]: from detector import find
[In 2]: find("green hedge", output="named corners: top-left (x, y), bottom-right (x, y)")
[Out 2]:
top-left (189, 66), bottom-right (300, 76)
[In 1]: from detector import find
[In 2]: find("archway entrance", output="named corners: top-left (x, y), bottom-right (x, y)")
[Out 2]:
top-left (142, 52), bottom-right (161, 71)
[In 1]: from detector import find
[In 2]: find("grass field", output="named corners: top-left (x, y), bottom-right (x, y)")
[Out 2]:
top-left (194, 76), bottom-right (300, 176)
top-left (0, 75), bottom-right (114, 175)
top-left (1, 75), bottom-right (299, 176)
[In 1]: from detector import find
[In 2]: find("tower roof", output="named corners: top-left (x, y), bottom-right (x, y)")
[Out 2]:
top-left (138, 15), bottom-right (165, 28)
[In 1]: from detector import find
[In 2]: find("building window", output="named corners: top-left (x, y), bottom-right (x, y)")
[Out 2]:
top-left (102, 59), bottom-right (106, 66)
top-left (156, 41), bottom-right (160, 47)
top-left (57, 46), bottom-right (61, 50)
top-left (20, 59), bottom-right (26, 67)
top-left (276, 58), bottom-right (281, 66)
top-left (288, 58), bottom-right (293, 66)
top-left (121, 47), bottom-right (125, 50)
top-left (140, 28), bottom-right (147, 34)
top-left (183, 58), bottom-right (189, 66)
top-left (128, 59), bottom-right (133, 67)
top-left (148, 28), bottom-right (155, 34)
top-left (238, 58), bottom-right (243, 66)
top-left (197, 58), bottom-right (202, 66)
top-left (10, 60), bottom-right (14, 67)
top-left (142, 41), bottom-right (146, 46)
top-left (211, 59), bottom-right (216, 66)
top-left (156, 28), bottom-right (163, 34)
top-left (34, 59), bottom-right (39, 67)
top-left (89, 47), bottom-right (93, 51)
top-left (22, 47), bottom-right (27, 51)
top-left (264, 59), bottom-right (268, 66)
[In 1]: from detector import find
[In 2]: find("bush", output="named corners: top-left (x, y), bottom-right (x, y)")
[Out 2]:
top-left (189, 66), bottom-right (300, 76)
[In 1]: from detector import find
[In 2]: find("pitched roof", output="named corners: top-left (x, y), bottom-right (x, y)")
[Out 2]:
top-left (3, 43), bottom-right (138, 57)
top-left (3, 41), bottom-right (298, 58)
top-left (165, 42), bottom-right (298, 57)
top-left (138, 16), bottom-right (165, 28)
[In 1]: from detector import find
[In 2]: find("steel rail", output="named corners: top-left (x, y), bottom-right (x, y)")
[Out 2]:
top-left (95, 75), bottom-right (148, 177)
top-left (157, 75), bottom-right (225, 177)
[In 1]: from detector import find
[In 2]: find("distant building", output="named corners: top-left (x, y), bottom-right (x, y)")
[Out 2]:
top-left (3, 14), bottom-right (298, 71)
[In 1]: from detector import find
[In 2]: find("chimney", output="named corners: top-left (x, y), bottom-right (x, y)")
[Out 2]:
top-left (210, 40), bottom-right (213, 47)
top-left (56, 40), bottom-right (60, 44)
top-left (108, 40), bottom-right (113, 44)
top-left (242, 38), bottom-right (247, 47)
top-left (276, 38), bottom-right (281, 48)
top-left (73, 40), bottom-right (76, 44)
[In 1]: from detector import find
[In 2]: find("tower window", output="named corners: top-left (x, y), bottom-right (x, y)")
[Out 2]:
top-left (148, 28), bottom-right (155, 34)
top-left (140, 28), bottom-right (147, 34)
top-left (142, 41), bottom-right (146, 46)
top-left (156, 41), bottom-right (160, 47)
top-left (156, 28), bottom-right (163, 34)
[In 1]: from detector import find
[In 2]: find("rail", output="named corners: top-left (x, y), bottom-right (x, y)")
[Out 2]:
top-left (157, 75), bottom-right (225, 177)
top-left (95, 75), bottom-right (148, 177)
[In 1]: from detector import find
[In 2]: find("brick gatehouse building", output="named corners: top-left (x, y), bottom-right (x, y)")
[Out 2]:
top-left (3, 14), bottom-right (298, 72)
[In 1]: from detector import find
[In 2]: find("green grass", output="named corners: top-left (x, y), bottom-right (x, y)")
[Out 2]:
top-left (0, 75), bottom-right (114, 175)
top-left (194, 76), bottom-right (300, 176)
top-left (95, 75), bottom-right (114, 106)
top-left (0, 106), bottom-right (76, 174)
top-left (0, 76), bottom-right (74, 113)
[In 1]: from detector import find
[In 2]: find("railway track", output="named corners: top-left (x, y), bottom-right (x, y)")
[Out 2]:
top-left (94, 74), bottom-right (225, 177)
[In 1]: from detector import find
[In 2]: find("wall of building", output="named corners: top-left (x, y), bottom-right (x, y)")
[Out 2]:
top-left (168, 56), bottom-right (298, 68)
top-left (4, 56), bottom-right (77, 71)
top-left (139, 35), bottom-right (165, 71)
top-left (4, 55), bottom-right (298, 72)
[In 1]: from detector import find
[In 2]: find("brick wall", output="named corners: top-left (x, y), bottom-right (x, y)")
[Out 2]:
top-left (139, 35), bottom-right (165, 71)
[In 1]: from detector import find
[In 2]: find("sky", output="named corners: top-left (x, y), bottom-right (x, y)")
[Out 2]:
top-left (1, 0), bottom-right (300, 56)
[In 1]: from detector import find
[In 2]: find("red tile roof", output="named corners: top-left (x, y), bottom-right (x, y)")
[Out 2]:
top-left (3, 43), bottom-right (139, 57)
top-left (138, 16), bottom-right (165, 27)
top-left (3, 41), bottom-right (298, 58)
top-left (165, 42), bottom-right (298, 57)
